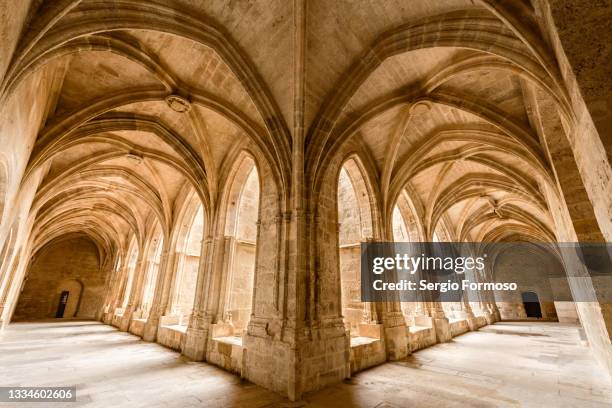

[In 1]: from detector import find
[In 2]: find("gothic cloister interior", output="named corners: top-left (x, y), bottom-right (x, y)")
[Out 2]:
top-left (0, 0), bottom-right (611, 406)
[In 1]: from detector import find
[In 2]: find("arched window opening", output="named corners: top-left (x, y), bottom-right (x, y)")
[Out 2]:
top-left (171, 203), bottom-right (204, 325)
top-left (140, 230), bottom-right (163, 319)
top-left (223, 164), bottom-right (259, 336)
top-left (392, 202), bottom-right (422, 323)
top-left (121, 241), bottom-right (139, 310)
top-left (337, 160), bottom-right (375, 343)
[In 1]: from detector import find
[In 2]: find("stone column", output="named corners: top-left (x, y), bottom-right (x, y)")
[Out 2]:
top-left (380, 306), bottom-right (409, 359)
top-left (100, 262), bottom-right (123, 324)
top-left (242, 210), bottom-right (295, 396)
top-left (369, 238), bottom-right (409, 360)
top-left (425, 301), bottom-right (451, 343)
top-left (534, 0), bottom-right (612, 241)
top-left (460, 297), bottom-right (479, 331)
top-left (95, 262), bottom-right (116, 321)
top-left (528, 84), bottom-right (612, 376)
top-left (119, 257), bottom-right (146, 331)
top-left (421, 242), bottom-right (451, 342)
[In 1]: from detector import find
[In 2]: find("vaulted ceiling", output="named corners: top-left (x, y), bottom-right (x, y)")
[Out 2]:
top-left (0, 0), bottom-right (568, 263)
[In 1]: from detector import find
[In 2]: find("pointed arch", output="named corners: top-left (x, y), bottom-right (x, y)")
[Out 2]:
top-left (168, 188), bottom-right (205, 324)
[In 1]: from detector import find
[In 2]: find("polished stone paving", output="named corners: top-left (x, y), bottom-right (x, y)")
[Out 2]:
top-left (0, 320), bottom-right (610, 407)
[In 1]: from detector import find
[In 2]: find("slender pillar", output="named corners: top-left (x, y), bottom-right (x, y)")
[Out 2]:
top-left (119, 256), bottom-right (146, 331)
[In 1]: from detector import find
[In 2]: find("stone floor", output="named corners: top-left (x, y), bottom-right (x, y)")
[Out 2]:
top-left (0, 320), bottom-right (610, 407)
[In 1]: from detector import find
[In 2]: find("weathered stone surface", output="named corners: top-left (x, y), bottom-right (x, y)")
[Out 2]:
top-left (13, 237), bottom-right (104, 321)
top-left (0, 0), bottom-right (610, 401)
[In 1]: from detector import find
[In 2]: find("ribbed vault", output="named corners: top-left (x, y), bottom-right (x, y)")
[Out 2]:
top-left (0, 0), bottom-right (610, 401)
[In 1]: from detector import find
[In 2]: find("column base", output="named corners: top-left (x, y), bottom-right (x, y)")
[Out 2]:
top-left (119, 312), bottom-right (132, 332)
top-left (182, 327), bottom-right (209, 361)
top-left (102, 312), bottom-right (113, 325)
top-left (466, 316), bottom-right (483, 331)
top-left (143, 317), bottom-right (159, 342)
top-left (381, 318), bottom-right (409, 359)
top-left (242, 318), bottom-right (295, 399)
top-left (433, 317), bottom-right (452, 343)
top-left (243, 317), bottom-right (349, 401)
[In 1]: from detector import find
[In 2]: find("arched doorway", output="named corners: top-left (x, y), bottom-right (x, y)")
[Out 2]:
top-left (54, 279), bottom-right (83, 318)
top-left (522, 292), bottom-right (542, 318)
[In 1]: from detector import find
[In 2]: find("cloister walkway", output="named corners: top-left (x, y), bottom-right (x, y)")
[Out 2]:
top-left (0, 321), bottom-right (610, 407)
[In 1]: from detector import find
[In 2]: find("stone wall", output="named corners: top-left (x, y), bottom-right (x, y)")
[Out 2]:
top-left (13, 236), bottom-right (102, 320)
top-left (493, 247), bottom-right (563, 321)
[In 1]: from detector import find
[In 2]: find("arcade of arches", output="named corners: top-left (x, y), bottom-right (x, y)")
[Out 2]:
top-left (0, 0), bottom-right (611, 403)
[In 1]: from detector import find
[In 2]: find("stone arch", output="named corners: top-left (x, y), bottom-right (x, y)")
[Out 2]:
top-left (3, 2), bottom-right (292, 187)
top-left (304, 11), bottom-right (567, 188)
top-left (311, 138), bottom-right (381, 326)
top-left (391, 189), bottom-right (425, 243)
top-left (336, 155), bottom-right (381, 338)
top-left (211, 144), bottom-right (284, 328)
top-left (391, 189), bottom-right (428, 322)
top-left (217, 155), bottom-right (260, 334)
